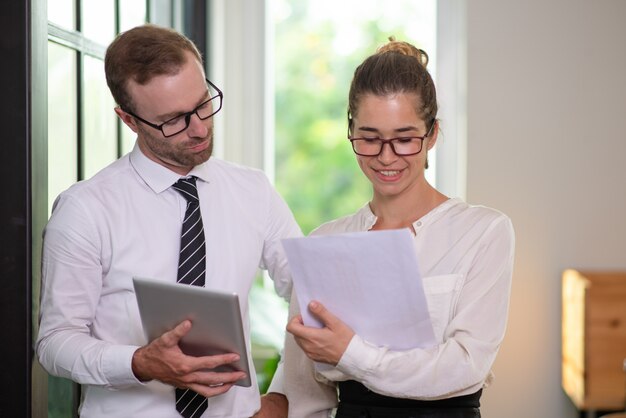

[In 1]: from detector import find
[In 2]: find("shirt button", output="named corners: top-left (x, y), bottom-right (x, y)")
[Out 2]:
top-left (416, 221), bottom-right (422, 227)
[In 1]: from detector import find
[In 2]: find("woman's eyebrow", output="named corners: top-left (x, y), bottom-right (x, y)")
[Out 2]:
top-left (395, 126), bottom-right (421, 133)
top-left (356, 125), bottom-right (421, 134)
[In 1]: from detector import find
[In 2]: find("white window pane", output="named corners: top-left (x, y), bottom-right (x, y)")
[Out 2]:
top-left (82, 55), bottom-right (118, 179)
top-left (82, 0), bottom-right (115, 45)
top-left (48, 41), bottom-right (78, 215)
top-left (120, 0), bottom-right (148, 32)
top-left (48, 0), bottom-right (76, 30)
top-left (150, 0), bottom-right (174, 27)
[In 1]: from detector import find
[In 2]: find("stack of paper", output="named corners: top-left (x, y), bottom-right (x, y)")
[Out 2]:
top-left (281, 229), bottom-right (435, 351)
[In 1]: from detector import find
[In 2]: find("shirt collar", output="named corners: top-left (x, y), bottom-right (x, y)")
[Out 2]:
top-left (358, 203), bottom-right (378, 230)
top-left (358, 197), bottom-right (462, 230)
top-left (129, 143), bottom-right (212, 193)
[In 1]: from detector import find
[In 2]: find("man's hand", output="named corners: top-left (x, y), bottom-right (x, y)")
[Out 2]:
top-left (132, 319), bottom-right (246, 398)
top-left (251, 392), bottom-right (288, 418)
top-left (286, 301), bottom-right (354, 366)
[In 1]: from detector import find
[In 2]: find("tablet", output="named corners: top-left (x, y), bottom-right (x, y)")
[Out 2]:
top-left (132, 276), bottom-right (252, 387)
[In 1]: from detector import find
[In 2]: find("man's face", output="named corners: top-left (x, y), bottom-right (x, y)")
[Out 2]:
top-left (119, 51), bottom-right (215, 175)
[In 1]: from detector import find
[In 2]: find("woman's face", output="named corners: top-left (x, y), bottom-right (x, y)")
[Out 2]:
top-left (351, 93), bottom-right (436, 200)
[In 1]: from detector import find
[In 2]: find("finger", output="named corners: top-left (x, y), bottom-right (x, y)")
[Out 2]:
top-left (207, 370), bottom-right (247, 385)
top-left (286, 314), bottom-right (303, 327)
top-left (178, 367), bottom-right (246, 388)
top-left (289, 323), bottom-right (326, 346)
top-left (307, 301), bottom-right (338, 327)
top-left (187, 382), bottom-right (235, 398)
top-left (286, 315), bottom-right (300, 330)
top-left (185, 370), bottom-right (246, 394)
top-left (188, 369), bottom-right (247, 387)
top-left (187, 353), bottom-right (242, 371)
top-left (159, 320), bottom-right (192, 347)
top-left (286, 316), bottom-right (310, 337)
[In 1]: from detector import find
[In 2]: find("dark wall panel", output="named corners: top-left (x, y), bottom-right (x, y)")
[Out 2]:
top-left (0, 0), bottom-right (32, 417)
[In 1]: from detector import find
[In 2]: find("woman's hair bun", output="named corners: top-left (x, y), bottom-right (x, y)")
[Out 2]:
top-left (376, 36), bottom-right (429, 68)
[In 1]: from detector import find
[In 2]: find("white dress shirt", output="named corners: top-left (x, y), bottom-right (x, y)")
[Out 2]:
top-left (36, 144), bottom-right (302, 418)
top-left (270, 198), bottom-right (515, 418)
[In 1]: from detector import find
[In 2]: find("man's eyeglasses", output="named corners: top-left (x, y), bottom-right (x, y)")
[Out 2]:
top-left (123, 78), bottom-right (223, 138)
top-left (348, 121), bottom-right (435, 157)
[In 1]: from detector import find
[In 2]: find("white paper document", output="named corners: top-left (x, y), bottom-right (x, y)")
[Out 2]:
top-left (282, 229), bottom-right (436, 351)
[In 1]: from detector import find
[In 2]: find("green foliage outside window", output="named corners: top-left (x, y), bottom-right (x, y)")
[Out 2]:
top-left (274, 11), bottom-right (374, 234)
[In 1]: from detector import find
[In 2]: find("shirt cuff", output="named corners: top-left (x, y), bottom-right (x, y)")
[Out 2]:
top-left (102, 345), bottom-right (144, 388)
top-left (266, 361), bottom-right (285, 394)
top-left (335, 335), bottom-right (385, 381)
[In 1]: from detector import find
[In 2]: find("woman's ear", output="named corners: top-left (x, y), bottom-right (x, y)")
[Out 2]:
top-left (426, 120), bottom-right (439, 151)
top-left (114, 107), bottom-right (139, 134)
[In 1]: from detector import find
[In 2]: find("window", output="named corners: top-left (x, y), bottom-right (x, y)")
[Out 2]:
top-left (272, 0), bottom-right (438, 234)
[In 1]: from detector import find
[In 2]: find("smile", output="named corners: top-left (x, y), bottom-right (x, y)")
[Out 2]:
top-left (373, 167), bottom-right (405, 182)
top-left (379, 170), bottom-right (401, 177)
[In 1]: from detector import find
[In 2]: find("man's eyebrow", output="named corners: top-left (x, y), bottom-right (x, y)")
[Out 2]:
top-left (155, 90), bottom-right (211, 122)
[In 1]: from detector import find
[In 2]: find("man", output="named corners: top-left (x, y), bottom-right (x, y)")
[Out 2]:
top-left (36, 24), bottom-right (292, 418)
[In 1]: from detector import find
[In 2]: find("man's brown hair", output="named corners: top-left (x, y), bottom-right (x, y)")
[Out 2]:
top-left (104, 24), bottom-right (203, 112)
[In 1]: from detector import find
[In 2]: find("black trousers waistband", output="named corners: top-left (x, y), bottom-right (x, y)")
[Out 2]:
top-left (335, 404), bottom-right (481, 418)
top-left (337, 380), bottom-right (482, 415)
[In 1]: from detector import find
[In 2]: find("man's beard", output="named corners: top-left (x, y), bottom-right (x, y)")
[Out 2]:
top-left (139, 125), bottom-right (214, 169)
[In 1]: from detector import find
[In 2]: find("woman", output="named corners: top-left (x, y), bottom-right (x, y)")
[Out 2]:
top-left (281, 38), bottom-right (515, 418)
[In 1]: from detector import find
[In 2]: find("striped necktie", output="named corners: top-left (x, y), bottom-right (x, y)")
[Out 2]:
top-left (172, 176), bottom-right (208, 418)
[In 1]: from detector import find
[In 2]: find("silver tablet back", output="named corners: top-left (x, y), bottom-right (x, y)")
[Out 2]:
top-left (133, 276), bottom-right (252, 387)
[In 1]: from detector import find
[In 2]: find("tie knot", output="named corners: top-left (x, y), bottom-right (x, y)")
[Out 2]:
top-left (172, 177), bottom-right (200, 204)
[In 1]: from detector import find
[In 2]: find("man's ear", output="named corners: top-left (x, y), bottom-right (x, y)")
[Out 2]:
top-left (114, 107), bottom-right (139, 134)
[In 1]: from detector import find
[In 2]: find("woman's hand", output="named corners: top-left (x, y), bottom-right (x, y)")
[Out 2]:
top-left (286, 301), bottom-right (355, 365)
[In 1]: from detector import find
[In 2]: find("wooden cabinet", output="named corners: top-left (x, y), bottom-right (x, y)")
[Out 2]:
top-left (562, 270), bottom-right (626, 410)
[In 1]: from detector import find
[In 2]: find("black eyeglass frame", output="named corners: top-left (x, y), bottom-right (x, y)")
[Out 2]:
top-left (347, 118), bottom-right (436, 157)
top-left (122, 78), bottom-right (223, 138)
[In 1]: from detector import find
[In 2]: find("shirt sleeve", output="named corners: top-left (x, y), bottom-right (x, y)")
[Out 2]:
top-left (258, 174), bottom-right (303, 301)
top-left (282, 290), bottom-right (338, 417)
top-left (327, 215), bottom-right (515, 399)
top-left (35, 194), bottom-right (143, 388)
top-left (266, 358), bottom-right (285, 394)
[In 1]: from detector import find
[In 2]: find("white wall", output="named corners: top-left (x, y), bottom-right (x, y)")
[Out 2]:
top-left (209, 0), bottom-right (268, 171)
top-left (466, 0), bottom-right (626, 417)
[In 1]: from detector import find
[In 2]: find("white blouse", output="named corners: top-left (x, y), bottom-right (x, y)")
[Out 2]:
top-left (272, 198), bottom-right (515, 418)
